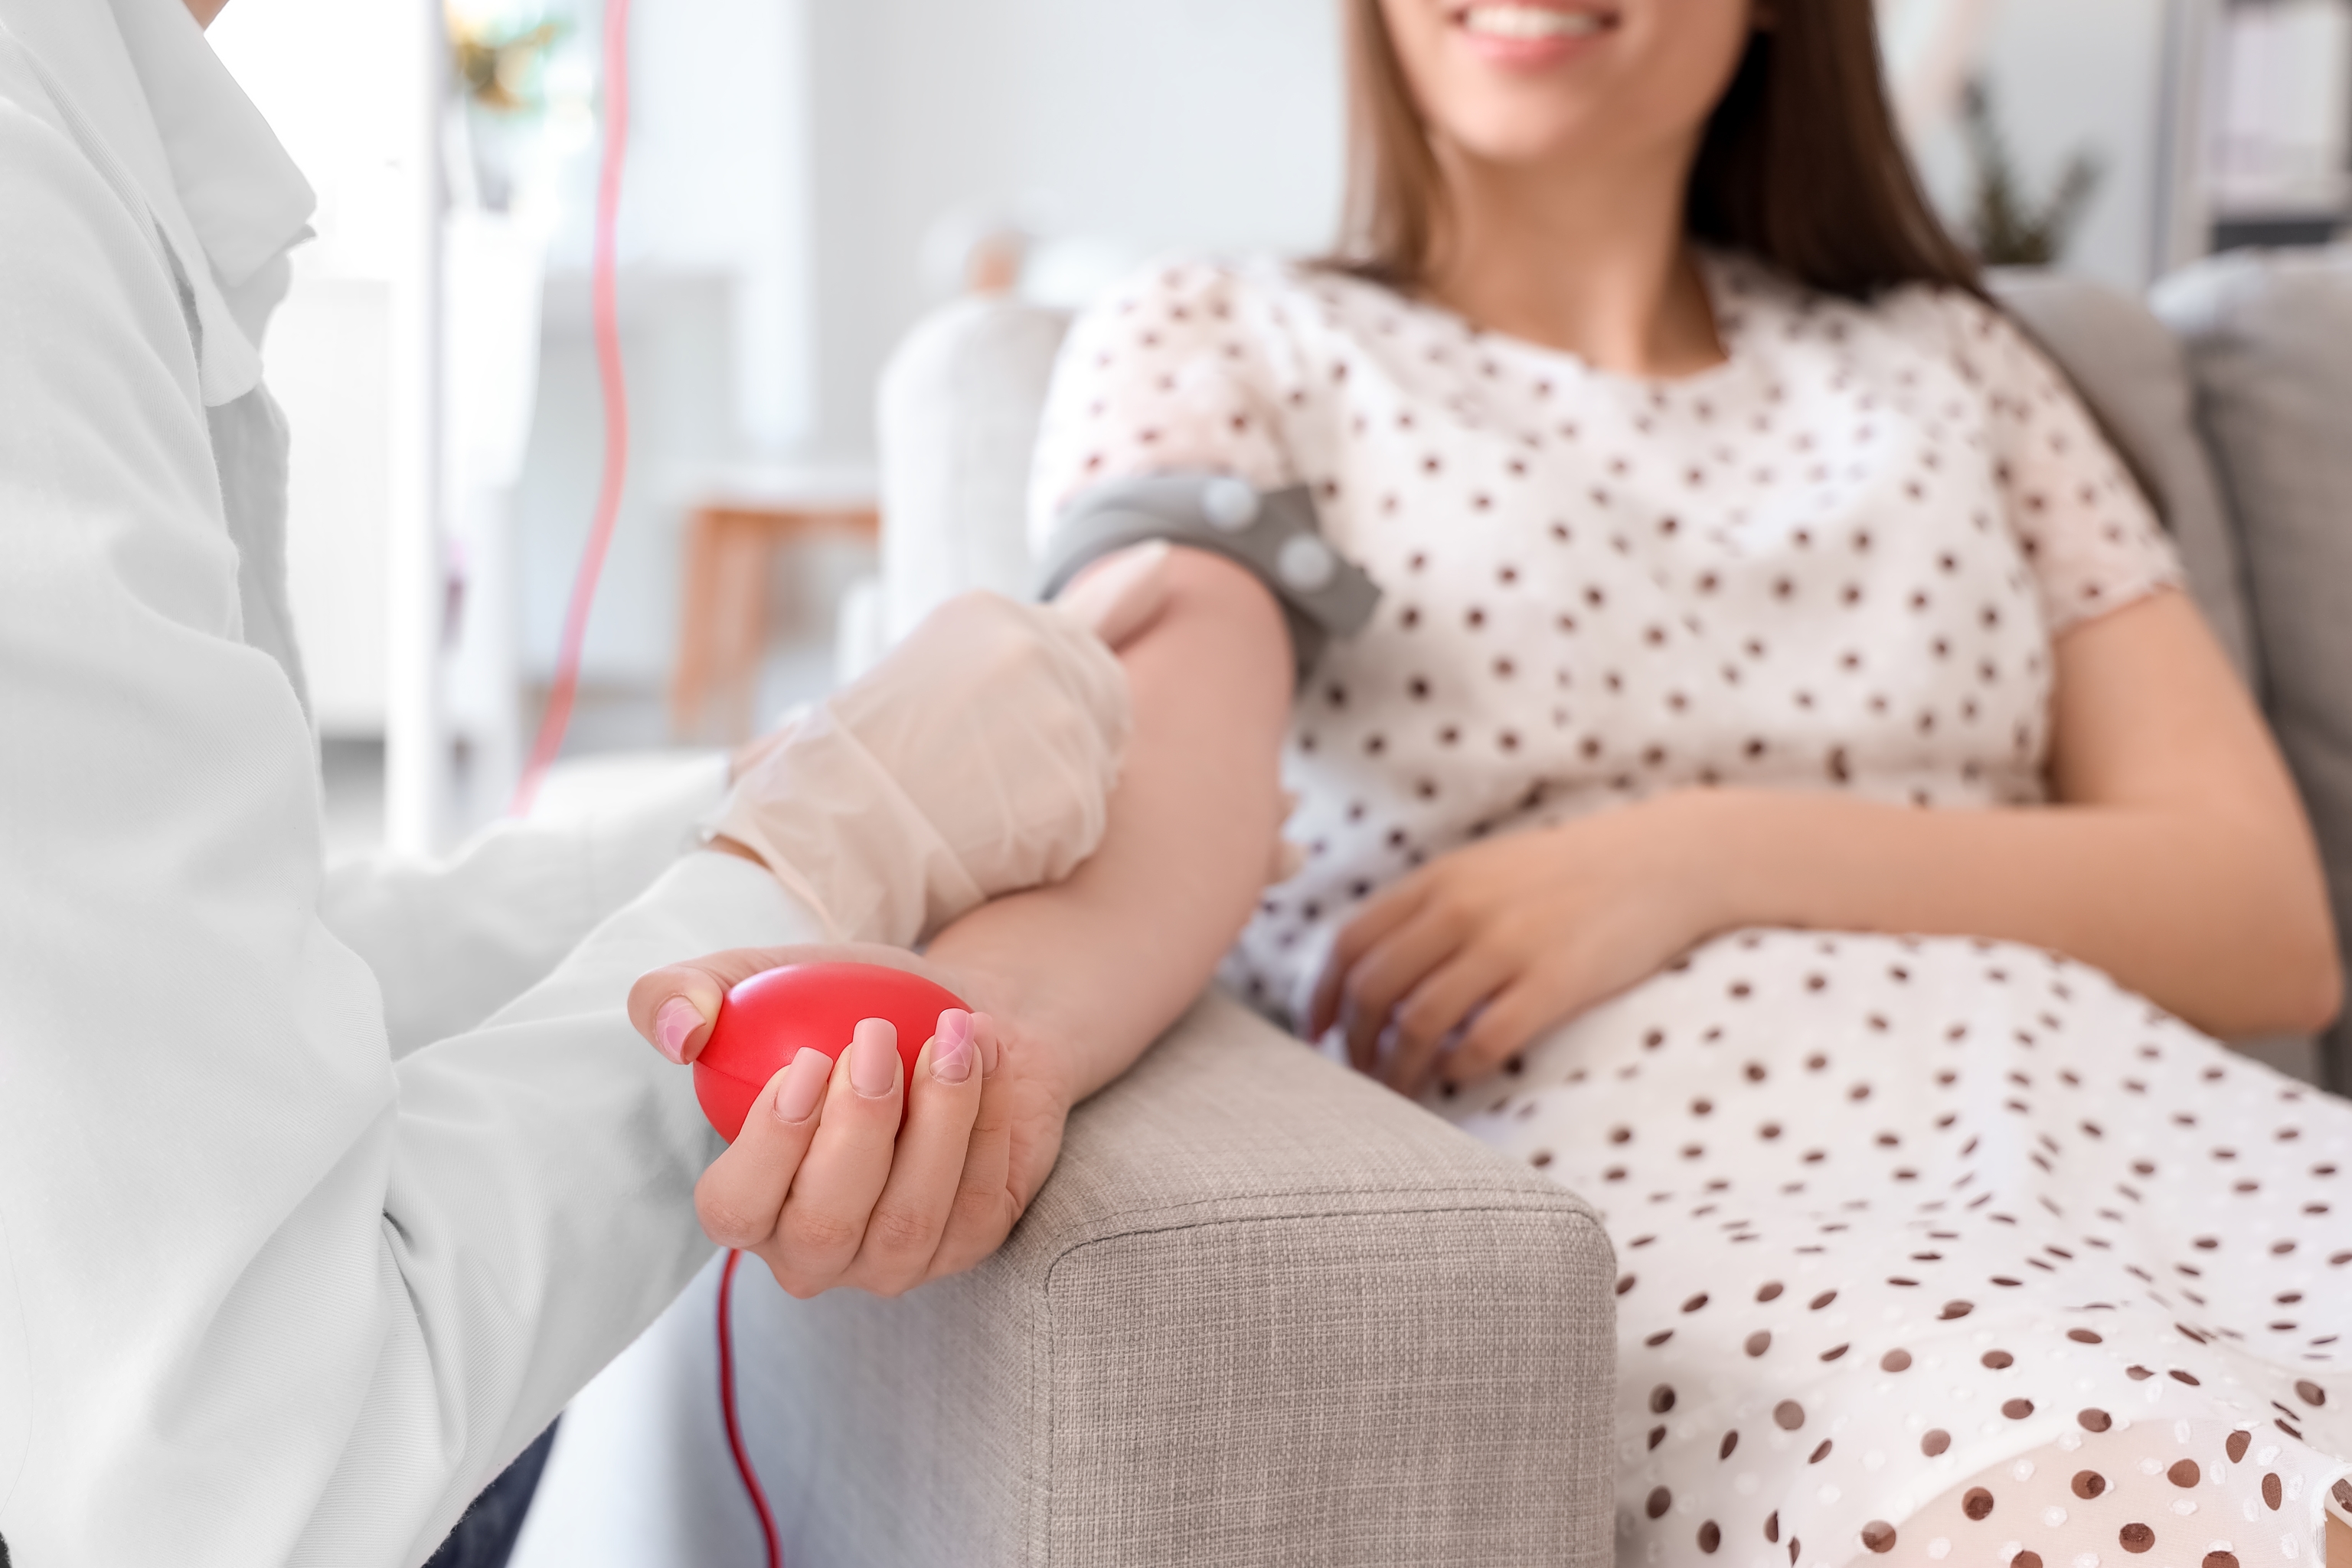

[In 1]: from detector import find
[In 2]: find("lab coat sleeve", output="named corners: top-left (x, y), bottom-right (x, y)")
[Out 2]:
top-left (319, 753), bottom-right (731, 1058)
top-left (0, 58), bottom-right (801, 1568)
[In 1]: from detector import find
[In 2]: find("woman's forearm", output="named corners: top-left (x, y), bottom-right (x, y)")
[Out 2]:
top-left (1690, 786), bottom-right (2340, 1041)
top-left (924, 551), bottom-right (1295, 1102)
top-left (1690, 593), bottom-right (2341, 1040)
top-left (1315, 591), bottom-right (2339, 1084)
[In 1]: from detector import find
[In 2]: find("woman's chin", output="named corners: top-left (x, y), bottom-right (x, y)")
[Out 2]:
top-left (1437, 110), bottom-right (1617, 175)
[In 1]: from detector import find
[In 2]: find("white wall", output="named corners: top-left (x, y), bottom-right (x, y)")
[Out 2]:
top-left (513, 0), bottom-right (1346, 693)
top-left (802, 0), bottom-right (1345, 458)
top-left (515, 271), bottom-right (740, 687)
top-left (1909, 0), bottom-right (2177, 289)
top-left (537, 0), bottom-right (815, 452)
top-left (501, 0), bottom-right (816, 691)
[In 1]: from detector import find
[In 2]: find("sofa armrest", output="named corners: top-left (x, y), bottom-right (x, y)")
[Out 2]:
top-left (724, 988), bottom-right (1618, 1566)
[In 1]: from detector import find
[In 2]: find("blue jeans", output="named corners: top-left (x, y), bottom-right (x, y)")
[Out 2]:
top-left (423, 1422), bottom-right (559, 1568)
top-left (0, 1426), bottom-right (554, 1568)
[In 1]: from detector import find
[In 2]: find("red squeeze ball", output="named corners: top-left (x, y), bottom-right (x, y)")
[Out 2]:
top-left (693, 962), bottom-right (969, 1142)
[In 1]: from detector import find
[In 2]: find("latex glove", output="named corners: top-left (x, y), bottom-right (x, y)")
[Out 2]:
top-left (726, 543), bottom-right (1171, 790)
top-left (709, 588), bottom-right (1133, 947)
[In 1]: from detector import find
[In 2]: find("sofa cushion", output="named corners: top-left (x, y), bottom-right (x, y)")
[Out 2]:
top-left (1988, 270), bottom-right (2258, 683)
top-left (2153, 247), bottom-right (2352, 1087)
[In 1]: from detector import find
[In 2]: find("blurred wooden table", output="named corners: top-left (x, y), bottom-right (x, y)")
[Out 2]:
top-left (668, 465), bottom-right (878, 743)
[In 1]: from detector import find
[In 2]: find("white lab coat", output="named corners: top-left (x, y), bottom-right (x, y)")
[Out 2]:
top-left (0, 3), bottom-right (817, 1563)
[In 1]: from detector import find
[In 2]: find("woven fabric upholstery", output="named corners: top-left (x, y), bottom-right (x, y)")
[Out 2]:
top-left (725, 988), bottom-right (1618, 1566)
top-left (2153, 248), bottom-right (2352, 1091)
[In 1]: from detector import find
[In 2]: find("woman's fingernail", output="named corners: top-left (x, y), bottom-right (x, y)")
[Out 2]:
top-left (775, 1047), bottom-right (830, 1123)
top-left (848, 1018), bottom-right (899, 1099)
top-left (653, 998), bottom-right (703, 1063)
top-left (933, 1009), bottom-right (975, 1084)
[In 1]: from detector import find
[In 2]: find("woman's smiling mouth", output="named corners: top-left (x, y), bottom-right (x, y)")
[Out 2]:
top-left (1452, 3), bottom-right (1620, 66)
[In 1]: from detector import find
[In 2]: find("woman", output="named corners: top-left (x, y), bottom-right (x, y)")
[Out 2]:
top-left (641, 2), bottom-right (2352, 1563)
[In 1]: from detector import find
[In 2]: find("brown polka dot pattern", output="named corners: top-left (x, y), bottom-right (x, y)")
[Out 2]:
top-left (1435, 932), bottom-right (2350, 1568)
top-left (1899, 1404), bottom-right (2352, 1568)
top-left (1036, 257), bottom-right (2344, 1566)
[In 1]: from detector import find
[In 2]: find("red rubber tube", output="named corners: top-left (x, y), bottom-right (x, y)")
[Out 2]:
top-left (509, 0), bottom-right (635, 817)
top-left (717, 1249), bottom-right (783, 1568)
top-left (502, 11), bottom-right (783, 1560)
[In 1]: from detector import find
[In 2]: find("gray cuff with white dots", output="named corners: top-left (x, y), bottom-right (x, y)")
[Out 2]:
top-left (1035, 475), bottom-right (1382, 681)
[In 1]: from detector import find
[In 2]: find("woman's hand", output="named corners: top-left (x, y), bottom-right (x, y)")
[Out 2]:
top-left (1308, 792), bottom-right (1733, 1096)
top-left (626, 940), bottom-right (1070, 1298)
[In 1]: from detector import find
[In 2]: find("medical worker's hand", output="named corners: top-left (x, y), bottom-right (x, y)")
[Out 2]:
top-left (1307, 790), bottom-right (1731, 1098)
top-left (709, 590), bottom-right (1134, 950)
top-left (627, 942), bottom-right (1067, 1297)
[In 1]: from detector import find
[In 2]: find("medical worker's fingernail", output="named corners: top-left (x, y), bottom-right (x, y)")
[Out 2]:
top-left (933, 1010), bottom-right (975, 1084)
top-left (653, 998), bottom-right (703, 1063)
top-left (848, 1018), bottom-right (899, 1099)
top-left (775, 1047), bottom-right (829, 1124)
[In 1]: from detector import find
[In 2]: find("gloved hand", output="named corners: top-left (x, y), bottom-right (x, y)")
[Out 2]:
top-left (708, 583), bottom-right (1147, 947)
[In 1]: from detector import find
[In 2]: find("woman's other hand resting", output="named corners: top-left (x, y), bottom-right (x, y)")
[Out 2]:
top-left (626, 943), bottom-right (1063, 1296)
top-left (1309, 792), bottom-right (1730, 1096)
top-left (1315, 589), bottom-right (2341, 1093)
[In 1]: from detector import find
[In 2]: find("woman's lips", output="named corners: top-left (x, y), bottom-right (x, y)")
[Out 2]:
top-left (1452, 2), bottom-right (1617, 67)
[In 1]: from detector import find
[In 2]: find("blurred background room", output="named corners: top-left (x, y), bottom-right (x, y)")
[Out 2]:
top-left (201, 0), bottom-right (2352, 858)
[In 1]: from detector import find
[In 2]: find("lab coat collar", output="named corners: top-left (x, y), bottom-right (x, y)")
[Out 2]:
top-left (0, 0), bottom-right (313, 406)
top-left (112, 0), bottom-right (312, 294)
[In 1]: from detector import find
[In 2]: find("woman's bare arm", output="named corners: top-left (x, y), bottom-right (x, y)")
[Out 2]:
top-left (925, 548), bottom-right (1295, 1102)
top-left (1710, 587), bottom-right (2341, 1036)
top-left (1318, 589), bottom-right (2341, 1091)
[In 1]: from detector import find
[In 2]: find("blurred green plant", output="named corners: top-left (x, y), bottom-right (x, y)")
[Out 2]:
top-left (449, 10), bottom-right (567, 116)
top-left (1960, 78), bottom-right (2105, 266)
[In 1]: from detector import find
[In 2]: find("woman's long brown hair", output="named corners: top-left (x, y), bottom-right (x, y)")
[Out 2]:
top-left (1334, 0), bottom-right (1984, 300)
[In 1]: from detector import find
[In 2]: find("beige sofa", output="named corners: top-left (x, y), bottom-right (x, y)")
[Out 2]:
top-left (521, 251), bottom-right (2352, 1568)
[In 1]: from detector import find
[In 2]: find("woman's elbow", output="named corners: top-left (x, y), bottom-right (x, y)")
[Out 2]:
top-left (2265, 831), bottom-right (2344, 1035)
top-left (2267, 925), bottom-right (2344, 1039)
top-left (2188, 952), bottom-right (2339, 1044)
top-left (2200, 814), bottom-right (2343, 1038)
top-left (2210, 886), bottom-right (2343, 1040)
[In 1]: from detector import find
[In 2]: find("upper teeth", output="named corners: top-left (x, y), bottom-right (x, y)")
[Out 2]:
top-left (1462, 5), bottom-right (1605, 38)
